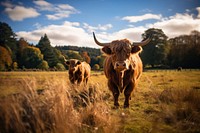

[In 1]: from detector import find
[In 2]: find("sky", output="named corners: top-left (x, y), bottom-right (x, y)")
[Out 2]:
top-left (0, 0), bottom-right (200, 48)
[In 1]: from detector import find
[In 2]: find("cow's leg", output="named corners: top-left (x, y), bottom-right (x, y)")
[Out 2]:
top-left (77, 77), bottom-right (83, 84)
top-left (69, 75), bottom-right (75, 84)
top-left (124, 82), bottom-right (134, 108)
top-left (108, 80), bottom-right (119, 107)
top-left (85, 77), bottom-right (88, 85)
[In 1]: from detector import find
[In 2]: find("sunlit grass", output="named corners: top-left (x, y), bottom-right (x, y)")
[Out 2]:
top-left (0, 70), bottom-right (200, 132)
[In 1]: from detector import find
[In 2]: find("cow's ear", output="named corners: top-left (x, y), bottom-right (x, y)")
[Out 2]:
top-left (131, 46), bottom-right (142, 54)
top-left (102, 46), bottom-right (112, 55)
top-left (77, 61), bottom-right (81, 65)
top-left (65, 60), bottom-right (70, 66)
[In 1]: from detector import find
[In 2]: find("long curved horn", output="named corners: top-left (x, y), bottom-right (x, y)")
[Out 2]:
top-left (132, 38), bottom-right (151, 46)
top-left (93, 32), bottom-right (111, 46)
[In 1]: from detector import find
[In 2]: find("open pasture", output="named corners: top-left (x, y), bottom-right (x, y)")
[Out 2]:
top-left (0, 70), bottom-right (200, 133)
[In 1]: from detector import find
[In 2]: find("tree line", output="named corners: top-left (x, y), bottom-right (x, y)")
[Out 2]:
top-left (0, 22), bottom-right (199, 71)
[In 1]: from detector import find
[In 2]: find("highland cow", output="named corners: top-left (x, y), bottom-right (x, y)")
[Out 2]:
top-left (66, 59), bottom-right (91, 85)
top-left (93, 32), bottom-right (150, 108)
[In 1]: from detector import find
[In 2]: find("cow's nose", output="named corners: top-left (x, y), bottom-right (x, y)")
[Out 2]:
top-left (116, 62), bottom-right (126, 67)
top-left (115, 62), bottom-right (126, 70)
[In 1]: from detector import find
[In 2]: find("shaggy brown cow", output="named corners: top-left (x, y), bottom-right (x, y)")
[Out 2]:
top-left (66, 59), bottom-right (91, 85)
top-left (93, 32), bottom-right (150, 108)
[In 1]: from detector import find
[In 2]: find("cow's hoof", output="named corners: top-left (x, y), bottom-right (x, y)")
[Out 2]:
top-left (112, 106), bottom-right (119, 109)
top-left (123, 105), bottom-right (129, 108)
top-left (114, 103), bottom-right (119, 106)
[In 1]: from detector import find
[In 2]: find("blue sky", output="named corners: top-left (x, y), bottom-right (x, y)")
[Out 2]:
top-left (0, 0), bottom-right (200, 48)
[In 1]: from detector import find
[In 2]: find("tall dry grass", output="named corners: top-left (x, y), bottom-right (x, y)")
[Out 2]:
top-left (0, 71), bottom-right (200, 133)
top-left (0, 78), bottom-right (116, 133)
top-left (151, 86), bottom-right (200, 133)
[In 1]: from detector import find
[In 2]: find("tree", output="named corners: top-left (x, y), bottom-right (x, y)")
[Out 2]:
top-left (38, 60), bottom-right (49, 70)
top-left (12, 62), bottom-right (18, 70)
top-left (37, 34), bottom-right (60, 67)
top-left (55, 63), bottom-right (66, 71)
top-left (92, 64), bottom-right (100, 70)
top-left (17, 38), bottom-right (29, 68)
top-left (0, 46), bottom-right (12, 70)
top-left (65, 50), bottom-right (83, 60)
top-left (167, 31), bottom-right (200, 68)
top-left (0, 22), bottom-right (17, 61)
top-left (141, 28), bottom-right (168, 68)
top-left (20, 46), bottom-right (43, 69)
top-left (81, 51), bottom-right (91, 64)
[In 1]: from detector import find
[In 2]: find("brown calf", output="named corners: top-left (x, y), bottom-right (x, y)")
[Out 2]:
top-left (66, 59), bottom-right (91, 85)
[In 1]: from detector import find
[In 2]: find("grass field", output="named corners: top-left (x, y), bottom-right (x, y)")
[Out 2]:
top-left (0, 70), bottom-right (200, 133)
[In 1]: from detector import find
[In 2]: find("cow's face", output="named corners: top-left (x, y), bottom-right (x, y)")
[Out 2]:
top-left (102, 39), bottom-right (142, 72)
top-left (93, 32), bottom-right (150, 72)
top-left (66, 59), bottom-right (81, 72)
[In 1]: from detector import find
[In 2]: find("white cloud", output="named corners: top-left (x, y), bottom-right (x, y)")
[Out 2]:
top-left (111, 27), bottom-right (147, 42)
top-left (147, 13), bottom-right (200, 38)
top-left (58, 4), bottom-right (76, 10)
top-left (17, 21), bottom-right (96, 48)
top-left (33, 0), bottom-right (79, 20)
top-left (4, 5), bottom-right (40, 21)
top-left (83, 23), bottom-right (113, 32)
top-left (33, 0), bottom-right (53, 11)
top-left (16, 7), bottom-right (200, 48)
top-left (122, 13), bottom-right (162, 23)
top-left (33, 0), bottom-right (52, 7)
top-left (122, 8), bottom-right (200, 39)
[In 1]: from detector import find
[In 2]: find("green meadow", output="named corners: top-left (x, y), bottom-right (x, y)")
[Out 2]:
top-left (0, 70), bottom-right (200, 133)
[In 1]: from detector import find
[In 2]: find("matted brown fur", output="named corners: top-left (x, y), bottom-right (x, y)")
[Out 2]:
top-left (66, 59), bottom-right (91, 85)
top-left (101, 39), bottom-right (143, 108)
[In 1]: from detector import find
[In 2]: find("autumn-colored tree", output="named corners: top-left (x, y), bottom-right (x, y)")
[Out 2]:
top-left (81, 51), bottom-right (91, 64)
top-left (21, 46), bottom-right (43, 69)
top-left (16, 38), bottom-right (29, 68)
top-left (0, 22), bottom-right (17, 61)
top-left (12, 62), bottom-right (18, 70)
top-left (0, 46), bottom-right (12, 70)
top-left (17, 38), bottom-right (29, 52)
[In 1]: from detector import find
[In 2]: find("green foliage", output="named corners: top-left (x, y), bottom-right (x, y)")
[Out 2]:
top-left (12, 62), bottom-right (18, 70)
top-left (1, 22), bottom-right (200, 70)
top-left (167, 30), bottom-right (200, 68)
top-left (38, 60), bottom-right (49, 70)
top-left (0, 22), bottom-right (17, 61)
top-left (92, 64), bottom-right (100, 70)
top-left (141, 28), bottom-right (168, 68)
top-left (37, 34), bottom-right (61, 68)
top-left (20, 46), bottom-right (43, 69)
top-left (55, 63), bottom-right (66, 71)
top-left (56, 45), bottom-right (101, 58)
top-left (65, 50), bottom-right (83, 60)
top-left (0, 22), bottom-right (16, 44)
